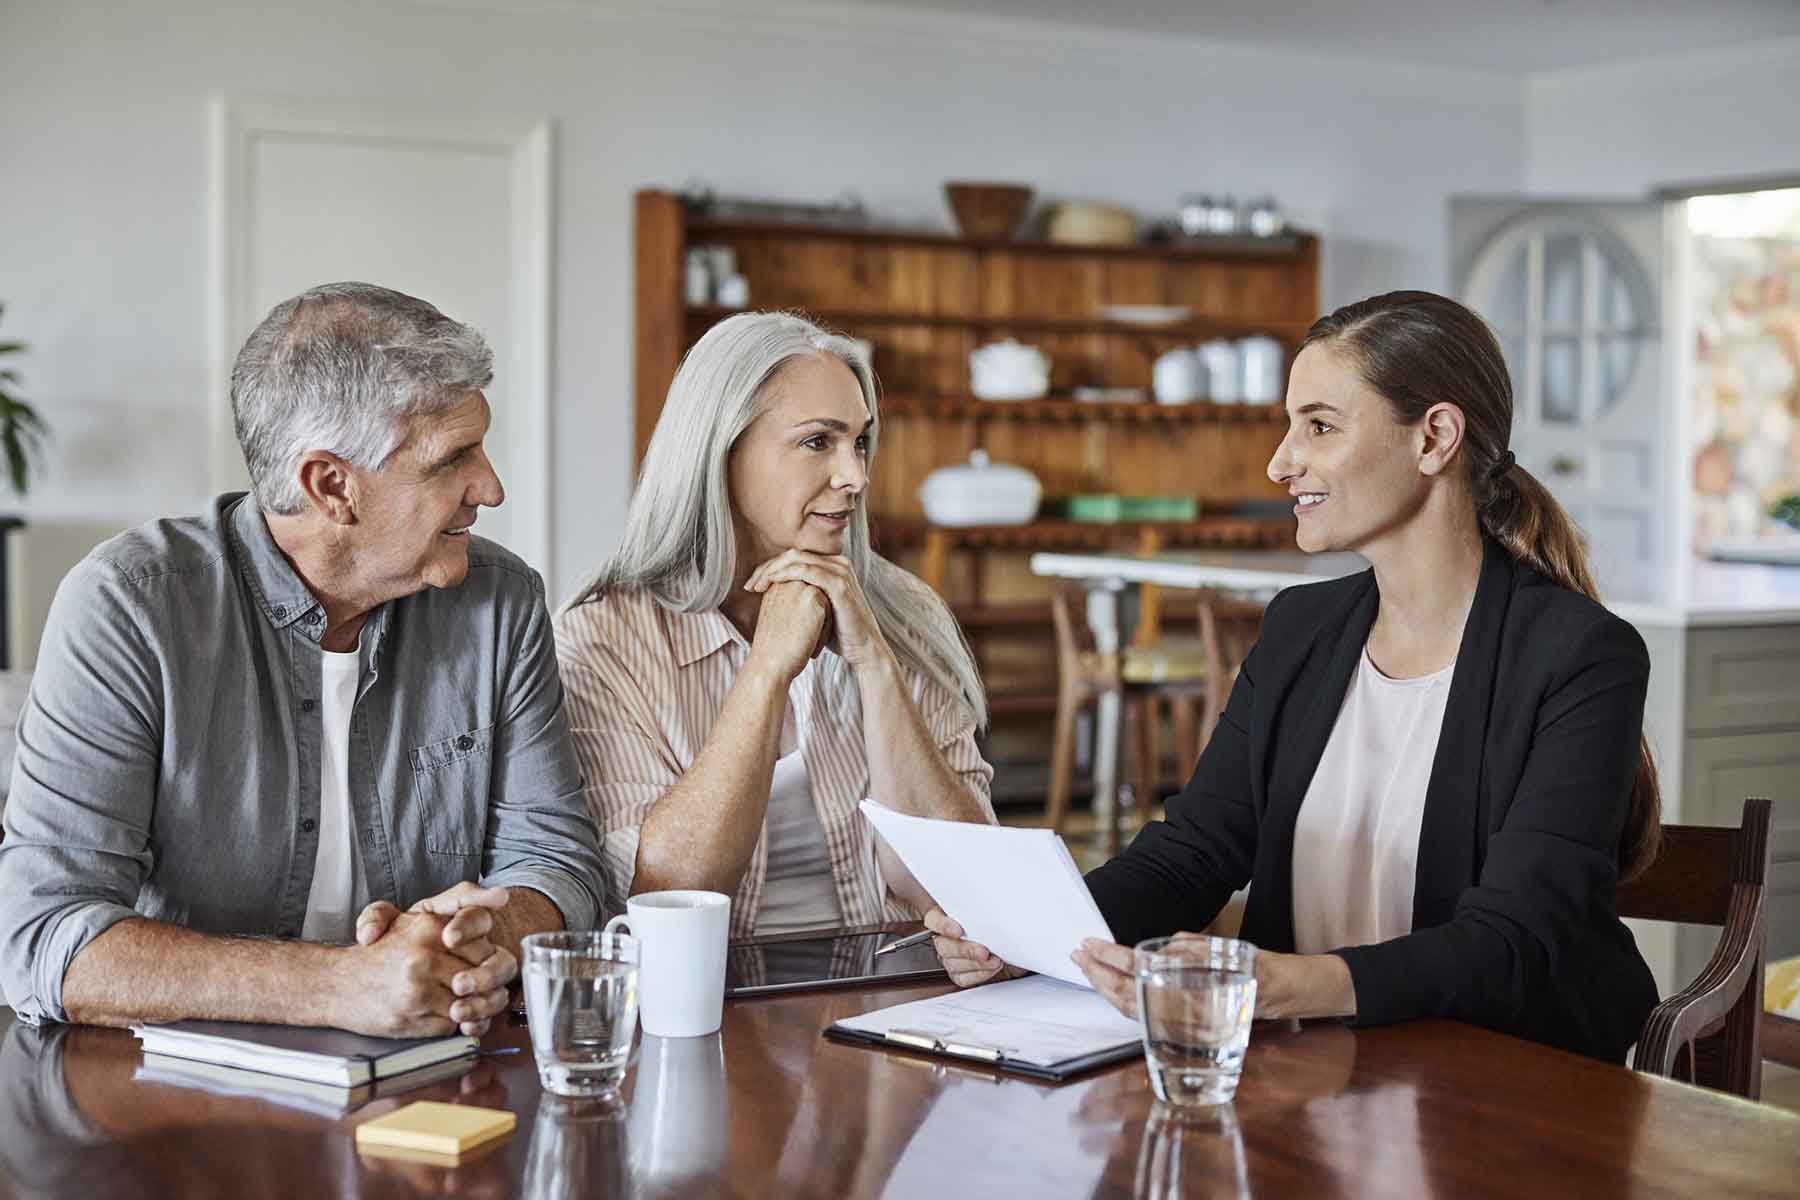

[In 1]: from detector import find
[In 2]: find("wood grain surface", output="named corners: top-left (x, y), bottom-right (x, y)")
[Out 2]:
top-left (4, 968), bottom-right (1798, 1200)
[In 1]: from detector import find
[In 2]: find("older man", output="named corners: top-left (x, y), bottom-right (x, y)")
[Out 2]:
top-left (0, 282), bottom-right (603, 1037)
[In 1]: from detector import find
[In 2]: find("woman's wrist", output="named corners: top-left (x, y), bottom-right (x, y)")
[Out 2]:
top-left (1319, 953), bottom-right (1357, 1018)
top-left (847, 637), bottom-right (900, 681)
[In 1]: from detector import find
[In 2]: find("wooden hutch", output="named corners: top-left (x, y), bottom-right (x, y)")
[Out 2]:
top-left (633, 188), bottom-right (1318, 795)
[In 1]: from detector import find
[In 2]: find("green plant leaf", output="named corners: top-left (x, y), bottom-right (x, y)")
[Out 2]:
top-left (0, 342), bottom-right (24, 357)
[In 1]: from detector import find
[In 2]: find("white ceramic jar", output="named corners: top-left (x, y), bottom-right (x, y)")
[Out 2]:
top-left (1238, 336), bottom-right (1285, 405)
top-left (918, 450), bottom-right (1042, 527)
top-left (1153, 348), bottom-right (1203, 405)
top-left (1198, 339), bottom-right (1241, 404)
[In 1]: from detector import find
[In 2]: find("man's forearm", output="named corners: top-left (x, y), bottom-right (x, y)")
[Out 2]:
top-left (490, 887), bottom-right (564, 962)
top-left (61, 917), bottom-right (346, 1028)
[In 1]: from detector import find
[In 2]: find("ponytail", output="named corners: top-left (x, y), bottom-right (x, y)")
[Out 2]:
top-left (1479, 461), bottom-right (1662, 881)
top-left (1305, 291), bottom-right (1662, 882)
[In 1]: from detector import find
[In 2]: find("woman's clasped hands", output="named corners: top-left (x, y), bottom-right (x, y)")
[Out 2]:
top-left (743, 549), bottom-right (890, 671)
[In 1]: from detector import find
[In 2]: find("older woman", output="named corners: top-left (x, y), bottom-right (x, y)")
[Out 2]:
top-left (556, 312), bottom-right (993, 936)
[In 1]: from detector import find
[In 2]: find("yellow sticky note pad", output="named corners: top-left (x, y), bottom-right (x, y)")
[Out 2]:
top-left (355, 1101), bottom-right (516, 1160)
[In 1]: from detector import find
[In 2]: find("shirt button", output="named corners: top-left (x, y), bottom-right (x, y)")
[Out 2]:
top-left (301, 699), bottom-right (316, 713)
top-left (455, 735), bottom-right (475, 752)
top-left (271, 604), bottom-right (287, 618)
top-left (301, 818), bottom-right (317, 833)
top-left (307, 610), bottom-right (323, 625)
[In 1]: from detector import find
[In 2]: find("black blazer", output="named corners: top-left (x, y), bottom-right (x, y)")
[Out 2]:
top-left (1086, 538), bottom-right (1659, 1062)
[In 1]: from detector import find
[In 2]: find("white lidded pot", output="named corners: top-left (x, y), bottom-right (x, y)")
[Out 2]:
top-left (969, 339), bottom-right (1050, 401)
top-left (918, 450), bottom-right (1042, 527)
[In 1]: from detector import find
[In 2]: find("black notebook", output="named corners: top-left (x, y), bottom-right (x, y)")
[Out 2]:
top-left (132, 1021), bottom-right (478, 1087)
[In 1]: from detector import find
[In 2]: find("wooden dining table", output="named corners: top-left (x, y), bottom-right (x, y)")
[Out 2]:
top-left (3, 959), bottom-right (1797, 1200)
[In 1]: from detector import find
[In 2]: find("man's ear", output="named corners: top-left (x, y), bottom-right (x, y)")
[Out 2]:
top-left (1417, 402), bottom-right (1467, 479)
top-left (294, 452), bottom-right (358, 525)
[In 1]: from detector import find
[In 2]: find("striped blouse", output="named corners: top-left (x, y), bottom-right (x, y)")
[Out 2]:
top-left (554, 587), bottom-right (995, 938)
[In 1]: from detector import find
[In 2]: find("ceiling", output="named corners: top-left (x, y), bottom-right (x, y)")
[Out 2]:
top-left (829, 0), bottom-right (1800, 75)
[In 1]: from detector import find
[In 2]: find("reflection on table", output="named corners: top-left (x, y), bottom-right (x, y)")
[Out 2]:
top-left (1, 977), bottom-right (1796, 1198)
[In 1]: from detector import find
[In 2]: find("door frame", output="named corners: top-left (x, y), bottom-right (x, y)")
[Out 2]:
top-left (207, 96), bottom-right (555, 578)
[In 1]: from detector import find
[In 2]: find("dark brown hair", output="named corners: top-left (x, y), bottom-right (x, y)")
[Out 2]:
top-left (1301, 290), bottom-right (1661, 881)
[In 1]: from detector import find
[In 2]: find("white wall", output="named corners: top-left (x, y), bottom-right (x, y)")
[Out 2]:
top-left (2, 0), bottom-right (1525, 609)
top-left (1525, 37), bottom-right (1800, 194)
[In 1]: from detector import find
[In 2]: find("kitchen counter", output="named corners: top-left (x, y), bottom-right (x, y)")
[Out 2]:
top-left (1611, 559), bottom-right (1800, 627)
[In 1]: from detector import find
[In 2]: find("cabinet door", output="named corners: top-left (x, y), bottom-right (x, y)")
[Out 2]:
top-left (1684, 625), bottom-right (1800, 734)
top-left (1680, 731), bottom-right (1800, 978)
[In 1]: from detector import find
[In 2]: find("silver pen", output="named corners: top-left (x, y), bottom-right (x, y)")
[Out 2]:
top-left (874, 929), bottom-right (935, 957)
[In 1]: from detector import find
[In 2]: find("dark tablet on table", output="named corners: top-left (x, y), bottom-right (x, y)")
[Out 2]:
top-left (726, 930), bottom-right (947, 997)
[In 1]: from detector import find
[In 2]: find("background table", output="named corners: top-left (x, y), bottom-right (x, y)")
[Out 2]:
top-left (3, 976), bottom-right (1797, 1199)
top-left (1028, 549), bottom-right (1365, 839)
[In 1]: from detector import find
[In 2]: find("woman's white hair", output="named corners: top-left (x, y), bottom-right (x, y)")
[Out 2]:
top-left (571, 310), bottom-right (987, 727)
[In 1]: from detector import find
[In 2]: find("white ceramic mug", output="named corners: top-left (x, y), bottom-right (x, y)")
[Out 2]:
top-left (603, 890), bottom-right (730, 1037)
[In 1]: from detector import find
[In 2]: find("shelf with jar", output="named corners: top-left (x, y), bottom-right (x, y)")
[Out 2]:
top-left (683, 304), bottom-right (1312, 341)
top-left (874, 392), bottom-right (1287, 424)
top-left (636, 184), bottom-right (1317, 779)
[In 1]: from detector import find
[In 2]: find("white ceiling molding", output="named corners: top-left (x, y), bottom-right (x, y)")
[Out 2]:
top-left (396, 0), bottom-right (1526, 103)
top-left (1527, 30), bottom-right (1800, 97)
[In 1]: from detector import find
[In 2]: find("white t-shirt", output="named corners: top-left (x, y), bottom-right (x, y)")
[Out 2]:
top-left (755, 748), bottom-right (843, 936)
top-left (1291, 646), bottom-right (1455, 955)
top-left (301, 647), bottom-right (366, 943)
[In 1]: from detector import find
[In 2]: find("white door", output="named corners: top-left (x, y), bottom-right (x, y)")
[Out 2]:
top-left (213, 100), bottom-right (552, 577)
top-left (1452, 199), bottom-right (1670, 603)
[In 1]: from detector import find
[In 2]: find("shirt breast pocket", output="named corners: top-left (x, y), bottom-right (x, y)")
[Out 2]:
top-left (408, 724), bottom-right (494, 857)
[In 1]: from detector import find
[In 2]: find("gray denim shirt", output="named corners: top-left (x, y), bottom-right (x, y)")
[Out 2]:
top-left (0, 493), bottom-right (605, 1023)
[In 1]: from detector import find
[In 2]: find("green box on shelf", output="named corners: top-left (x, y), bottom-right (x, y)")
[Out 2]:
top-left (1062, 494), bottom-right (1200, 523)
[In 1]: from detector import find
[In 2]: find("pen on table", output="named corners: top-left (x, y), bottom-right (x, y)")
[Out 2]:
top-left (874, 930), bottom-right (935, 957)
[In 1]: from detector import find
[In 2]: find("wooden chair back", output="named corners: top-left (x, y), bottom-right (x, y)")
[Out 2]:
top-left (1618, 797), bottom-right (1772, 1099)
top-left (1195, 589), bottom-right (1267, 745)
top-left (1048, 583), bottom-right (1093, 666)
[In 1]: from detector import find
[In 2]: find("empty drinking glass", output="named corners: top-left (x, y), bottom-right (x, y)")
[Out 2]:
top-left (1134, 935), bottom-right (1258, 1107)
top-left (522, 931), bottom-right (640, 1097)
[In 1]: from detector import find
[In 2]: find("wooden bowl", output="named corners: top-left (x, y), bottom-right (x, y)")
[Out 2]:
top-left (945, 182), bottom-right (1034, 241)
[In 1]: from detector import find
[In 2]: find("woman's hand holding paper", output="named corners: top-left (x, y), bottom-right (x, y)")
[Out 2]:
top-left (924, 907), bottom-right (1021, 987)
top-left (1072, 935), bottom-right (1359, 1022)
top-left (1071, 938), bottom-right (1140, 1018)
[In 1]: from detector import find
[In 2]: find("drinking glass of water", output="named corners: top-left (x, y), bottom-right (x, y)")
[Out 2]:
top-left (522, 931), bottom-right (640, 1097)
top-left (1134, 935), bottom-right (1258, 1107)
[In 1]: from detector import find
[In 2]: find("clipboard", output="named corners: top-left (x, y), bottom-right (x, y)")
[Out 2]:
top-left (823, 1022), bottom-right (1140, 1082)
top-left (822, 975), bottom-right (1144, 1083)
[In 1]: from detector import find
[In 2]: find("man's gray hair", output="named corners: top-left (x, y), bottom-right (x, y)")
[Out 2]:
top-left (230, 282), bottom-right (494, 514)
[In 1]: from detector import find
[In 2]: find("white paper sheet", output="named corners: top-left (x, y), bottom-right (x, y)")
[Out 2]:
top-left (859, 800), bottom-right (1115, 987)
top-left (836, 975), bottom-right (1141, 1068)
